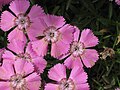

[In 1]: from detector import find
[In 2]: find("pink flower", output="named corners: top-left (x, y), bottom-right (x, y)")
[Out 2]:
top-left (3, 39), bottom-right (47, 74)
top-left (0, 59), bottom-right (41, 90)
top-left (45, 64), bottom-right (89, 90)
top-left (115, 88), bottom-right (120, 90)
top-left (0, 0), bottom-right (45, 42)
top-left (0, 48), bottom-right (5, 65)
top-left (64, 27), bottom-right (99, 68)
top-left (115, 0), bottom-right (120, 5)
top-left (31, 15), bottom-right (75, 58)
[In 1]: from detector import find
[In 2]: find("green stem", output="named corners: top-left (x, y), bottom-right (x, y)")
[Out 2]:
top-left (109, 2), bottom-right (112, 19)
top-left (104, 60), bottom-right (109, 71)
top-left (4, 32), bottom-right (7, 47)
top-left (106, 61), bottom-right (115, 76)
top-left (113, 22), bottom-right (119, 48)
top-left (92, 79), bottom-right (103, 87)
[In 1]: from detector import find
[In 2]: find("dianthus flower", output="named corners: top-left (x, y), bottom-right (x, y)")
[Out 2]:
top-left (64, 27), bottom-right (99, 68)
top-left (0, 0), bottom-right (45, 42)
top-left (115, 88), bottom-right (120, 90)
top-left (115, 0), bottom-right (120, 5)
top-left (45, 64), bottom-right (89, 90)
top-left (31, 15), bottom-right (75, 58)
top-left (0, 59), bottom-right (41, 90)
top-left (3, 39), bottom-right (47, 74)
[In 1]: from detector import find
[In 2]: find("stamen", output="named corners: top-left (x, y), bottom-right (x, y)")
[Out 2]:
top-left (17, 53), bottom-right (32, 62)
top-left (10, 74), bottom-right (27, 89)
top-left (43, 26), bottom-right (60, 43)
top-left (70, 41), bottom-right (84, 57)
top-left (58, 78), bottom-right (75, 90)
top-left (14, 13), bottom-right (30, 30)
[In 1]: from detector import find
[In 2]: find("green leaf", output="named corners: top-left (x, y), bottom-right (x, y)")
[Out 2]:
top-left (30, 0), bottom-right (35, 5)
top-left (109, 2), bottom-right (113, 19)
top-left (66, 0), bottom-right (72, 10)
top-left (81, 0), bottom-right (96, 15)
top-left (98, 18), bottom-right (116, 26)
top-left (52, 6), bottom-right (60, 14)
top-left (96, 0), bottom-right (106, 10)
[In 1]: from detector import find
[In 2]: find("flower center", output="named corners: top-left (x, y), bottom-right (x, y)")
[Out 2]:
top-left (58, 78), bottom-right (75, 90)
top-left (17, 53), bottom-right (32, 62)
top-left (10, 74), bottom-right (26, 89)
top-left (14, 13), bottom-right (30, 30)
top-left (44, 26), bottom-right (60, 43)
top-left (70, 41), bottom-right (84, 57)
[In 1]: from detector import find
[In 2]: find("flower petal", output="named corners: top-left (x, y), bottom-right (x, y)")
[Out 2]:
top-left (9, 0), bottom-right (30, 16)
top-left (8, 29), bottom-right (27, 43)
top-left (115, 0), bottom-right (120, 5)
top-left (0, 11), bottom-right (15, 31)
top-left (7, 39), bottom-right (25, 54)
top-left (27, 20), bottom-right (45, 41)
top-left (45, 83), bottom-right (59, 90)
top-left (33, 57), bottom-right (47, 74)
top-left (51, 40), bottom-right (70, 59)
top-left (59, 24), bottom-right (74, 44)
top-left (0, 82), bottom-right (10, 90)
top-left (3, 0), bottom-right (12, 5)
top-left (64, 55), bottom-right (83, 69)
top-left (48, 64), bottom-right (66, 82)
top-left (80, 29), bottom-right (99, 48)
top-left (27, 5), bottom-right (45, 41)
top-left (32, 39), bottom-right (48, 57)
top-left (25, 73), bottom-right (41, 90)
top-left (2, 50), bottom-right (15, 61)
top-left (43, 15), bottom-right (65, 28)
top-left (69, 66), bottom-right (89, 89)
top-left (25, 42), bottom-right (47, 74)
top-left (64, 55), bottom-right (74, 69)
top-left (74, 26), bottom-right (80, 41)
top-left (0, 60), bottom-right (14, 79)
top-left (28, 5), bottom-right (45, 22)
top-left (14, 59), bottom-right (34, 75)
top-left (26, 42), bottom-right (37, 58)
top-left (76, 83), bottom-right (90, 90)
top-left (0, 67), bottom-right (11, 80)
top-left (81, 49), bottom-right (99, 68)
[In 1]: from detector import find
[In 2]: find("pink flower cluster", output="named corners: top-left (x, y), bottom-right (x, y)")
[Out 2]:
top-left (0, 0), bottom-right (99, 90)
